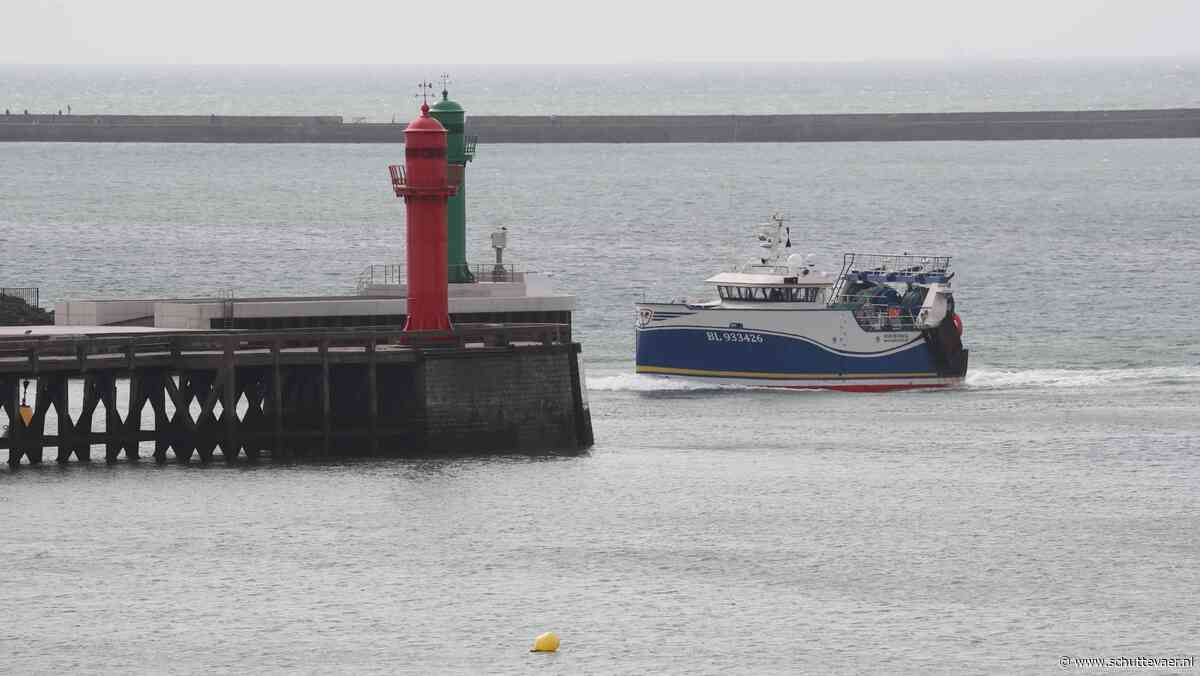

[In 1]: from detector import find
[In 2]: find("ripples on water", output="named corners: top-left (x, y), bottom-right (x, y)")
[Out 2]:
top-left (2, 129), bottom-right (1199, 672)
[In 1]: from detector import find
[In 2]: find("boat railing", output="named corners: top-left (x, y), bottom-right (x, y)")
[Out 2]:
top-left (739, 263), bottom-right (792, 275)
top-left (839, 301), bottom-right (923, 332)
top-left (829, 252), bottom-right (953, 300)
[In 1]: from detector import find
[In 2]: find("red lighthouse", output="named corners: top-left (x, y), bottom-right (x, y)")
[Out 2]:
top-left (389, 102), bottom-right (459, 333)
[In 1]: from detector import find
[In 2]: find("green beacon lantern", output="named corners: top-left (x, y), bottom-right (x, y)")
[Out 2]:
top-left (428, 86), bottom-right (476, 283)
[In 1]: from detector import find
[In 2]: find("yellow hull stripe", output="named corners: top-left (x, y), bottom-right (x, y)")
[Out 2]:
top-left (636, 365), bottom-right (942, 380)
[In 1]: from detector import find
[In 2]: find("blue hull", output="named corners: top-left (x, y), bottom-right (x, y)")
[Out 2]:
top-left (635, 326), bottom-right (937, 379)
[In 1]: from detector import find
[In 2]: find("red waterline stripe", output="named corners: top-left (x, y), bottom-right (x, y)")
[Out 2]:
top-left (784, 383), bottom-right (951, 393)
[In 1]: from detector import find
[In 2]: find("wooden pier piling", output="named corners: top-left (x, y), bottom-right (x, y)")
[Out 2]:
top-left (1, 324), bottom-right (590, 465)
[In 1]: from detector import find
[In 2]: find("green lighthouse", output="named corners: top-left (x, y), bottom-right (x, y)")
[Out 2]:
top-left (428, 86), bottom-right (476, 283)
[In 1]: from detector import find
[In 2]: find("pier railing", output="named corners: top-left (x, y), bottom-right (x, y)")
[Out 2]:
top-left (356, 264), bottom-right (404, 290)
top-left (355, 263), bottom-right (524, 293)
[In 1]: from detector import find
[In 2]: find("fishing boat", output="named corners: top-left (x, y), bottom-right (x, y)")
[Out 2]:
top-left (634, 216), bottom-right (968, 391)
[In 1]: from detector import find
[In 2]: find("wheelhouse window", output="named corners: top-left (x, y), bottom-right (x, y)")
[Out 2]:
top-left (720, 285), bottom-right (822, 302)
top-left (793, 287), bottom-right (820, 302)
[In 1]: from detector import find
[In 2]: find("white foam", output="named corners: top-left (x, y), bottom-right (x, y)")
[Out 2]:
top-left (967, 365), bottom-right (1200, 391)
top-left (587, 372), bottom-right (739, 392)
top-left (587, 366), bottom-right (1200, 394)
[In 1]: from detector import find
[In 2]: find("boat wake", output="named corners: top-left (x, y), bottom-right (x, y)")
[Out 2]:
top-left (966, 365), bottom-right (1200, 391)
top-left (587, 372), bottom-right (750, 392)
top-left (586, 366), bottom-right (1200, 394)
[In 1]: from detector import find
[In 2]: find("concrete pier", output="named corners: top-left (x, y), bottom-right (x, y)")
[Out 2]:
top-left (3, 108), bottom-right (1200, 143)
top-left (0, 325), bottom-right (593, 464)
top-left (53, 270), bottom-right (574, 332)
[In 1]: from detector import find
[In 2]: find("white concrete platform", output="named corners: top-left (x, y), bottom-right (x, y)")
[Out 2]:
top-left (56, 274), bottom-right (576, 329)
top-left (1, 325), bottom-right (188, 338)
top-left (55, 299), bottom-right (160, 326)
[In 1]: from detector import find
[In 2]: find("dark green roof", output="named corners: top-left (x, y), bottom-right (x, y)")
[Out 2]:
top-left (430, 92), bottom-right (464, 113)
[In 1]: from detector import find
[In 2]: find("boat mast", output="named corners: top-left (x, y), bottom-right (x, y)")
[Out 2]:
top-left (757, 213), bottom-right (790, 264)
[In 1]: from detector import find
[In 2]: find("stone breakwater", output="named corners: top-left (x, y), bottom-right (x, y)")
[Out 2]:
top-left (2, 109), bottom-right (1200, 143)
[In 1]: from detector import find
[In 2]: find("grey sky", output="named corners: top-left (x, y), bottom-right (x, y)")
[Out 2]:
top-left (4, 0), bottom-right (1200, 64)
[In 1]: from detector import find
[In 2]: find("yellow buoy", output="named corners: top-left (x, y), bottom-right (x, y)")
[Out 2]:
top-left (530, 631), bottom-right (560, 653)
top-left (18, 404), bottom-right (33, 426)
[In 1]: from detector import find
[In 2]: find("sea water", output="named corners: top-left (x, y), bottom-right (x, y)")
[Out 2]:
top-left (1, 65), bottom-right (1198, 674)
top-left (4, 60), bottom-right (1200, 118)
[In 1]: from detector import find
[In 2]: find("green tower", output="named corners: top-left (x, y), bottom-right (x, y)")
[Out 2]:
top-left (429, 87), bottom-right (476, 283)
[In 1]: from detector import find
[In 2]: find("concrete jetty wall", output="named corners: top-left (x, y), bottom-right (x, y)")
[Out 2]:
top-left (423, 345), bottom-right (592, 452)
top-left (3, 109), bottom-right (1200, 143)
top-left (470, 108), bottom-right (1200, 143)
top-left (0, 114), bottom-right (397, 143)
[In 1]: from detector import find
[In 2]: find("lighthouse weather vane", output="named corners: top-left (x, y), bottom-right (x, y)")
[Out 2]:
top-left (416, 81), bottom-right (434, 105)
top-left (439, 73), bottom-right (451, 98)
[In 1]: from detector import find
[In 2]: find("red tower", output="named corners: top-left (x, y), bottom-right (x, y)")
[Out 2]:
top-left (390, 103), bottom-right (459, 333)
